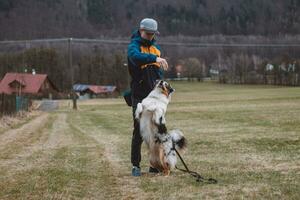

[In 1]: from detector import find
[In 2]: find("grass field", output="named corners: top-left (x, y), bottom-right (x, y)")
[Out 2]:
top-left (0, 81), bottom-right (299, 199)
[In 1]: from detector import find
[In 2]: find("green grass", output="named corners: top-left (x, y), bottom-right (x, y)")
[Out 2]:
top-left (0, 81), bottom-right (299, 199)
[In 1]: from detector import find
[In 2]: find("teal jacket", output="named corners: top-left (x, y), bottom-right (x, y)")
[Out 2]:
top-left (127, 30), bottom-right (163, 99)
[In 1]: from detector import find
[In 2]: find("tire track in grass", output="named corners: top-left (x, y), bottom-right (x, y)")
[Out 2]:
top-left (0, 113), bottom-right (69, 199)
top-left (0, 114), bottom-right (56, 175)
top-left (69, 110), bottom-right (146, 200)
top-left (84, 111), bottom-right (201, 200)
top-left (67, 131), bottom-right (122, 199)
top-left (0, 113), bottom-right (76, 175)
top-left (0, 113), bottom-right (50, 159)
top-left (27, 112), bottom-right (94, 199)
top-left (0, 111), bottom-right (120, 199)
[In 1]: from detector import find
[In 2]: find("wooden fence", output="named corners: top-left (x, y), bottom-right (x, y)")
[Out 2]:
top-left (0, 94), bottom-right (16, 116)
top-left (0, 94), bottom-right (30, 116)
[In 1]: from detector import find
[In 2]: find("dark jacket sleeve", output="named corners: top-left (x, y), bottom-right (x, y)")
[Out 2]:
top-left (128, 41), bottom-right (157, 66)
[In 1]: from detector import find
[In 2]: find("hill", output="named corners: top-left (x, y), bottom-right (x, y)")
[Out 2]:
top-left (0, 0), bottom-right (299, 40)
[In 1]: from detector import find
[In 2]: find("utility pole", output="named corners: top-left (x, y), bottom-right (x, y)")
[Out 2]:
top-left (68, 38), bottom-right (73, 84)
top-left (68, 38), bottom-right (77, 110)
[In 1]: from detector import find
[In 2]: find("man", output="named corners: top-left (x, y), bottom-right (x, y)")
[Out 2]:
top-left (127, 18), bottom-right (168, 176)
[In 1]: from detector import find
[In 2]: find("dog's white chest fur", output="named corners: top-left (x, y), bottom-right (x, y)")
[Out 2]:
top-left (135, 88), bottom-right (169, 145)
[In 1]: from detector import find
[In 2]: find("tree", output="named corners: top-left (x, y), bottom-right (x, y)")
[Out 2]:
top-left (182, 57), bottom-right (204, 81)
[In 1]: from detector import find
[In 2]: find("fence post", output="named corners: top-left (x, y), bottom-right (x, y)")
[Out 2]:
top-left (72, 91), bottom-right (77, 110)
top-left (0, 94), bottom-right (3, 116)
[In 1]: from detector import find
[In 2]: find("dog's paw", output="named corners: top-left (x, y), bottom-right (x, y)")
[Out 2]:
top-left (163, 170), bottom-right (171, 176)
top-left (153, 111), bottom-right (166, 125)
top-left (135, 103), bottom-right (143, 120)
top-left (160, 116), bottom-right (166, 124)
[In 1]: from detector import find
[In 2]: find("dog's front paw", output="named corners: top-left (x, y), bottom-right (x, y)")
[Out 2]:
top-left (135, 103), bottom-right (143, 120)
top-left (153, 114), bottom-right (166, 126)
top-left (160, 116), bottom-right (166, 124)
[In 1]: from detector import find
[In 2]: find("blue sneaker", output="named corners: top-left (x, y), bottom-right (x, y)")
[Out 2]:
top-left (132, 166), bottom-right (141, 176)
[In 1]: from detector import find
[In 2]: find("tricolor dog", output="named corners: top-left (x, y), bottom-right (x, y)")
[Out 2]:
top-left (135, 80), bottom-right (187, 175)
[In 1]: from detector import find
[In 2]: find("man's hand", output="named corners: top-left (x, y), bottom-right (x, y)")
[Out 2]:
top-left (156, 57), bottom-right (168, 71)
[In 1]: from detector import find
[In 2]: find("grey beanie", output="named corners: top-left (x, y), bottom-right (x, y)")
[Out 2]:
top-left (139, 18), bottom-right (159, 34)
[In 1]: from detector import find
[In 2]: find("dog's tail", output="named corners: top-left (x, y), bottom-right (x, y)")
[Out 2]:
top-left (135, 103), bottom-right (143, 120)
top-left (169, 129), bottom-right (187, 151)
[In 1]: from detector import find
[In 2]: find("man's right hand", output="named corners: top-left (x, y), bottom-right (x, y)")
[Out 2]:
top-left (156, 57), bottom-right (169, 71)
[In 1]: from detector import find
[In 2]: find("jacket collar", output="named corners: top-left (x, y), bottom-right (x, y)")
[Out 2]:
top-left (131, 29), bottom-right (155, 47)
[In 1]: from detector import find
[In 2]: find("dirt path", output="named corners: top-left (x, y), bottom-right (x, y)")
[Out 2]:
top-left (1, 109), bottom-right (148, 199)
top-left (0, 113), bottom-right (67, 174)
top-left (0, 113), bottom-right (49, 152)
top-left (44, 113), bottom-right (74, 149)
top-left (0, 112), bottom-right (117, 199)
top-left (0, 112), bottom-right (75, 177)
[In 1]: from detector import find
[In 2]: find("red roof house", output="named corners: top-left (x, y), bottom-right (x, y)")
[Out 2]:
top-left (88, 85), bottom-right (117, 94)
top-left (0, 73), bottom-right (58, 98)
top-left (72, 84), bottom-right (117, 99)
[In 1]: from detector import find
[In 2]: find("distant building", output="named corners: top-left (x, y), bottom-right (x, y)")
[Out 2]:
top-left (0, 73), bottom-right (58, 99)
top-left (73, 84), bottom-right (117, 99)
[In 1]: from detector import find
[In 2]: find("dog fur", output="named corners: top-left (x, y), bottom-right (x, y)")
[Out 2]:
top-left (135, 80), bottom-right (187, 175)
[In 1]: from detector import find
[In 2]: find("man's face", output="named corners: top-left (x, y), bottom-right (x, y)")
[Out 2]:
top-left (140, 29), bottom-right (155, 41)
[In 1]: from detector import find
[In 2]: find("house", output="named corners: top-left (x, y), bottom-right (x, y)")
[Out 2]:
top-left (0, 73), bottom-right (58, 99)
top-left (73, 84), bottom-right (117, 99)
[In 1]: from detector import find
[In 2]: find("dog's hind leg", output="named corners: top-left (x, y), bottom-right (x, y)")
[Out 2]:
top-left (162, 159), bottom-right (171, 176)
top-left (158, 147), bottom-right (170, 176)
top-left (164, 169), bottom-right (170, 176)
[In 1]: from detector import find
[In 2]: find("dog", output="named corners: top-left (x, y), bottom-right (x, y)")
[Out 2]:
top-left (135, 80), bottom-right (187, 175)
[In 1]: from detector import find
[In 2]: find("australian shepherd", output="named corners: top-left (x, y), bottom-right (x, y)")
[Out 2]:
top-left (135, 80), bottom-right (187, 175)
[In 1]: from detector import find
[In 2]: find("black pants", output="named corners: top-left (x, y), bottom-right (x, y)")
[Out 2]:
top-left (131, 97), bottom-right (143, 167)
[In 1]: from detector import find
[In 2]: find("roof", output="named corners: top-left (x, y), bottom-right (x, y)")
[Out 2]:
top-left (73, 84), bottom-right (90, 92)
top-left (0, 73), bottom-right (56, 94)
top-left (73, 84), bottom-right (116, 94)
top-left (9, 79), bottom-right (26, 87)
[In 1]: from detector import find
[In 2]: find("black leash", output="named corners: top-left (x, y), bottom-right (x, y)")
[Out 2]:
top-left (172, 143), bottom-right (217, 184)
